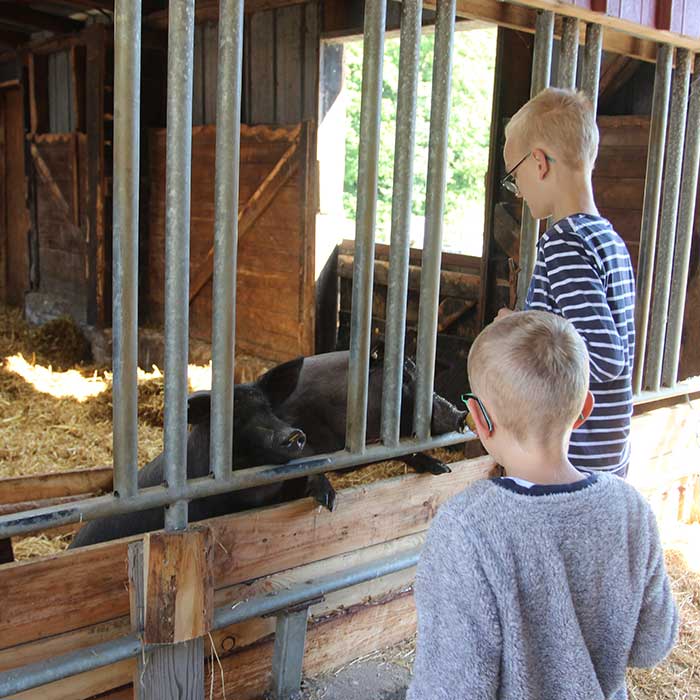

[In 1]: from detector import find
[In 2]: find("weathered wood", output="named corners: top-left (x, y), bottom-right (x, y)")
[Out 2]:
top-left (598, 55), bottom-right (641, 109)
top-left (30, 141), bottom-right (72, 219)
top-left (203, 22), bottom-right (218, 125)
top-left (0, 5), bottom-right (82, 34)
top-left (4, 87), bottom-right (29, 307)
top-left (338, 254), bottom-right (483, 299)
top-left (0, 457), bottom-right (494, 649)
top-left (143, 527), bottom-right (214, 644)
top-left (275, 4), bottom-right (304, 124)
top-left (0, 467), bottom-right (113, 505)
top-left (188, 137), bottom-right (301, 303)
top-left (249, 10), bottom-right (275, 123)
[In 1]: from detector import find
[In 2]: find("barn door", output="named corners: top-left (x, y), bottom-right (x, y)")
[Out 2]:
top-left (27, 133), bottom-right (89, 323)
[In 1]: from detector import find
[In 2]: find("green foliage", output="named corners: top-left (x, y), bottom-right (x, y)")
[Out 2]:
top-left (342, 27), bottom-right (497, 253)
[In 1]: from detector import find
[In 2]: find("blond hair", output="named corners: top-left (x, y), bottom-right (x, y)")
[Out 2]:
top-left (505, 88), bottom-right (599, 171)
top-left (468, 311), bottom-right (589, 444)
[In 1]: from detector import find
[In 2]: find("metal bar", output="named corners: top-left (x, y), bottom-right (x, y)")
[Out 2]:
top-left (557, 16), bottom-right (579, 89)
top-left (632, 377), bottom-right (700, 406)
top-left (632, 44), bottom-right (673, 396)
top-left (210, 0), bottom-right (245, 481)
top-left (644, 48), bottom-right (692, 391)
top-left (270, 607), bottom-right (310, 700)
top-left (381, 0), bottom-right (422, 448)
top-left (662, 55), bottom-right (700, 387)
top-left (163, 0), bottom-right (196, 530)
top-left (111, 0), bottom-right (141, 500)
top-left (581, 22), bottom-right (602, 113)
top-left (413, 0), bottom-right (456, 441)
top-left (0, 547), bottom-right (421, 698)
top-left (345, 0), bottom-right (387, 453)
top-left (516, 9), bottom-right (553, 309)
top-left (0, 433), bottom-right (472, 538)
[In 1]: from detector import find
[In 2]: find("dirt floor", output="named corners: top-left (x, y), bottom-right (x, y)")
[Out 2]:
top-left (1, 303), bottom-right (699, 698)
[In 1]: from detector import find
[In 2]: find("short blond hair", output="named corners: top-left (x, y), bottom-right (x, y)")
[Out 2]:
top-left (468, 311), bottom-right (589, 444)
top-left (505, 88), bottom-right (599, 171)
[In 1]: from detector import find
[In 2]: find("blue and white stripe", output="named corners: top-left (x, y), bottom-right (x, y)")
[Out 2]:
top-left (526, 213), bottom-right (636, 476)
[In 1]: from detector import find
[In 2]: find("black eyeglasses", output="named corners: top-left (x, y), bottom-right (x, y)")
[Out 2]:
top-left (501, 152), bottom-right (555, 195)
top-left (461, 392), bottom-right (493, 433)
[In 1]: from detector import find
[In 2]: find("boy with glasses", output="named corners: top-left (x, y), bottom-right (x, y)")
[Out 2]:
top-left (407, 311), bottom-right (677, 700)
top-left (498, 88), bottom-right (635, 478)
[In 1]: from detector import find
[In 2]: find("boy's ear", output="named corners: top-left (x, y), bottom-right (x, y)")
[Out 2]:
top-left (467, 398), bottom-right (493, 439)
top-left (532, 148), bottom-right (551, 180)
top-left (573, 391), bottom-right (595, 429)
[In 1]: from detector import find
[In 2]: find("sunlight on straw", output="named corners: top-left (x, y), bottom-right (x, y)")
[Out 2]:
top-left (4, 354), bottom-right (108, 401)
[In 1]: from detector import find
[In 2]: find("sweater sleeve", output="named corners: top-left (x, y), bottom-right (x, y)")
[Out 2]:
top-left (407, 510), bottom-right (501, 700)
top-left (628, 511), bottom-right (678, 668)
top-left (528, 233), bottom-right (626, 382)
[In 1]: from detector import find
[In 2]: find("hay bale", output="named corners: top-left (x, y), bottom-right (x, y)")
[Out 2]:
top-left (29, 316), bottom-right (92, 369)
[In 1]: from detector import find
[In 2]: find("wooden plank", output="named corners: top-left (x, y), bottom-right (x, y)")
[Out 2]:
top-left (203, 22), bottom-right (218, 125)
top-left (188, 138), bottom-right (301, 302)
top-left (299, 120), bottom-right (316, 355)
top-left (192, 23), bottom-right (204, 126)
top-left (4, 87), bottom-right (29, 307)
top-left (85, 24), bottom-right (106, 326)
top-left (338, 254), bottom-right (483, 299)
top-left (275, 4), bottom-right (304, 124)
top-left (593, 146), bottom-right (647, 178)
top-left (591, 176), bottom-right (645, 208)
top-left (0, 467), bottom-right (113, 505)
top-left (302, 2), bottom-right (319, 120)
top-left (249, 11), bottom-right (275, 122)
top-left (0, 457), bottom-right (494, 649)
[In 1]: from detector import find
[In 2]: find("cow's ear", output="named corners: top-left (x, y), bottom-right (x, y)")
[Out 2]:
top-left (256, 356), bottom-right (304, 406)
top-left (187, 391), bottom-right (211, 425)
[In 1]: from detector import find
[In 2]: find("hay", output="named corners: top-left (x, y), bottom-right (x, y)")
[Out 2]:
top-left (29, 316), bottom-right (92, 369)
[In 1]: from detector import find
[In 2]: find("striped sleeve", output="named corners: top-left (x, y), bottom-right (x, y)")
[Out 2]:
top-left (533, 234), bottom-right (625, 383)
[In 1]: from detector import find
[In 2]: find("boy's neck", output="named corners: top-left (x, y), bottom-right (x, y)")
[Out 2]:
top-left (498, 440), bottom-right (584, 486)
top-left (550, 171), bottom-right (599, 223)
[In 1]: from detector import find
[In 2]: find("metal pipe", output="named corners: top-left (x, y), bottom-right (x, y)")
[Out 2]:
top-left (516, 9), bottom-right (553, 309)
top-left (210, 0), bottom-right (245, 481)
top-left (346, 0), bottom-right (387, 453)
top-left (557, 16), bottom-right (579, 89)
top-left (632, 44), bottom-right (673, 396)
top-left (413, 0), bottom-right (456, 441)
top-left (663, 55), bottom-right (700, 387)
top-left (0, 432), bottom-right (473, 539)
top-left (111, 0), bottom-right (141, 500)
top-left (581, 22), bottom-right (602, 113)
top-left (163, 0), bottom-right (196, 530)
top-left (381, 0), bottom-right (422, 448)
top-left (0, 546), bottom-right (421, 697)
top-left (644, 48), bottom-right (691, 391)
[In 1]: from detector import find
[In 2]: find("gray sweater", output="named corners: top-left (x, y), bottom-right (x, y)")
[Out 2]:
top-left (407, 474), bottom-right (678, 700)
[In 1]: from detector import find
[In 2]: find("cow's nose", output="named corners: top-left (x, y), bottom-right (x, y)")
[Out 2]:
top-left (285, 430), bottom-right (306, 450)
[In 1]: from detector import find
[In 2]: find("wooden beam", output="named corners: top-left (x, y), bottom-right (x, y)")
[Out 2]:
top-left (0, 457), bottom-right (495, 649)
top-left (598, 55), bottom-right (642, 110)
top-left (188, 137), bottom-right (302, 303)
top-left (29, 142), bottom-right (72, 219)
top-left (0, 6), bottom-right (83, 34)
top-left (0, 467), bottom-right (113, 506)
top-left (12, 0), bottom-right (114, 11)
top-left (0, 27), bottom-right (30, 48)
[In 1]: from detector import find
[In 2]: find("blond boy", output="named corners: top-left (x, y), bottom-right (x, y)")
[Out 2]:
top-left (498, 88), bottom-right (635, 477)
top-left (407, 311), bottom-right (677, 700)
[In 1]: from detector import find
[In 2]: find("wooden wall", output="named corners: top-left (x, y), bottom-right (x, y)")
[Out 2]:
top-left (592, 114), bottom-right (700, 382)
top-left (148, 123), bottom-right (316, 362)
top-left (28, 133), bottom-right (90, 322)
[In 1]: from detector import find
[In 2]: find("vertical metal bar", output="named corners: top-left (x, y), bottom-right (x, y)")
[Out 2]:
top-left (557, 16), bottom-right (579, 89)
top-left (663, 54), bottom-right (700, 387)
top-left (632, 44), bottom-right (673, 396)
top-left (270, 607), bottom-right (310, 700)
top-left (163, 0), bottom-right (196, 531)
top-left (112, 0), bottom-right (141, 500)
top-left (210, 0), bottom-right (244, 481)
top-left (413, 0), bottom-right (456, 441)
top-left (381, 0), bottom-right (422, 448)
top-left (516, 9), bottom-right (553, 309)
top-left (645, 48), bottom-right (692, 391)
top-left (345, 0), bottom-right (387, 453)
top-left (581, 22), bottom-right (602, 113)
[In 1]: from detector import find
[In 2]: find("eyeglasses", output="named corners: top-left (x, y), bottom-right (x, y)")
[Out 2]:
top-left (501, 152), bottom-right (556, 195)
top-left (461, 392), bottom-right (493, 433)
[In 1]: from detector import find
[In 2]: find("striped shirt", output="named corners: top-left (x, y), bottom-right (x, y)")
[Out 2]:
top-left (525, 214), bottom-right (636, 476)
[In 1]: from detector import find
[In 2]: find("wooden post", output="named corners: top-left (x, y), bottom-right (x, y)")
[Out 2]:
top-left (129, 526), bottom-right (214, 699)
